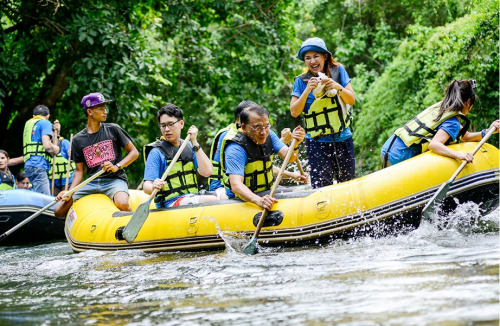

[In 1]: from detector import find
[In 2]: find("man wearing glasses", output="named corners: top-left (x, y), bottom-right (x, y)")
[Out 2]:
top-left (222, 105), bottom-right (305, 210)
top-left (142, 104), bottom-right (218, 208)
top-left (55, 92), bottom-right (139, 215)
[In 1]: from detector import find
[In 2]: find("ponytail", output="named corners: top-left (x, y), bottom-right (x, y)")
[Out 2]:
top-left (435, 80), bottom-right (475, 121)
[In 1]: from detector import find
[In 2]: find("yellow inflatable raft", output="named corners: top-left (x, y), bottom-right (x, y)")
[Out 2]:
top-left (65, 143), bottom-right (499, 253)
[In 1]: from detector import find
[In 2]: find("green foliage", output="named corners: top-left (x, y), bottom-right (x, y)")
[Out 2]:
top-left (0, 0), bottom-right (498, 187)
top-left (355, 2), bottom-right (499, 173)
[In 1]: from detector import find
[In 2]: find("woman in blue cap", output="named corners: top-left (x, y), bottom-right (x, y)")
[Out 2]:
top-left (290, 37), bottom-right (356, 188)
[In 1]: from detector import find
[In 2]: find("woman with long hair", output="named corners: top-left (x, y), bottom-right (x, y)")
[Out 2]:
top-left (0, 150), bottom-right (17, 190)
top-left (290, 37), bottom-right (356, 188)
top-left (381, 79), bottom-right (499, 166)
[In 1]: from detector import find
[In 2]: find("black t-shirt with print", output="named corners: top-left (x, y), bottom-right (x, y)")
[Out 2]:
top-left (72, 123), bottom-right (132, 183)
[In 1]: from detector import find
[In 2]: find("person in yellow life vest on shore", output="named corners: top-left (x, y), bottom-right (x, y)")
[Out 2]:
top-left (23, 105), bottom-right (60, 195)
top-left (208, 100), bottom-right (307, 200)
top-left (48, 122), bottom-right (76, 196)
top-left (143, 104), bottom-right (219, 208)
top-left (381, 79), bottom-right (500, 166)
top-left (222, 105), bottom-right (305, 210)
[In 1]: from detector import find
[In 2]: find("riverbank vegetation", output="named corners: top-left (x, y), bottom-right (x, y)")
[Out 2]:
top-left (1, 0), bottom-right (497, 186)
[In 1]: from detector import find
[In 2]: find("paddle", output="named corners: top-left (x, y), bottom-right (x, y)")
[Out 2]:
top-left (421, 126), bottom-right (497, 220)
top-left (122, 135), bottom-right (192, 243)
top-left (64, 134), bottom-right (74, 191)
top-left (243, 138), bottom-right (298, 255)
top-left (51, 128), bottom-right (59, 196)
top-left (0, 168), bottom-right (106, 242)
top-left (296, 159), bottom-right (305, 176)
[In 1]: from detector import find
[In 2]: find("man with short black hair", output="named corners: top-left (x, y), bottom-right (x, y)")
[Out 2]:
top-left (55, 92), bottom-right (139, 214)
top-left (222, 106), bottom-right (305, 209)
top-left (143, 104), bottom-right (218, 208)
top-left (23, 105), bottom-right (60, 195)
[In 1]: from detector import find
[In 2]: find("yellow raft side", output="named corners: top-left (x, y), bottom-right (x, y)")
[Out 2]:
top-left (65, 142), bottom-right (499, 252)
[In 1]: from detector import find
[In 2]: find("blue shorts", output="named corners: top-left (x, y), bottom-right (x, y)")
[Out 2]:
top-left (72, 178), bottom-right (129, 202)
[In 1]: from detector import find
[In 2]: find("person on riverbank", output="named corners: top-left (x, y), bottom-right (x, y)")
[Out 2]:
top-left (381, 79), bottom-right (500, 166)
top-left (54, 92), bottom-right (139, 216)
top-left (22, 105), bottom-right (60, 195)
top-left (143, 104), bottom-right (219, 208)
top-left (16, 172), bottom-right (31, 190)
top-left (222, 105), bottom-right (305, 210)
top-left (48, 123), bottom-right (75, 196)
top-left (0, 150), bottom-right (17, 190)
top-left (290, 37), bottom-right (356, 188)
top-left (209, 100), bottom-right (307, 200)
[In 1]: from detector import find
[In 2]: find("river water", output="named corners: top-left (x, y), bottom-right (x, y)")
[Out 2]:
top-left (0, 203), bottom-right (498, 326)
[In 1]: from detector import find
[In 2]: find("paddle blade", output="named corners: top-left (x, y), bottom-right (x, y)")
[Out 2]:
top-left (122, 199), bottom-right (152, 243)
top-left (242, 236), bottom-right (258, 255)
top-left (422, 181), bottom-right (451, 221)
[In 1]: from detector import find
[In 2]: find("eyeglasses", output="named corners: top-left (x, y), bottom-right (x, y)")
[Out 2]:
top-left (158, 119), bottom-right (181, 129)
top-left (247, 123), bottom-right (272, 132)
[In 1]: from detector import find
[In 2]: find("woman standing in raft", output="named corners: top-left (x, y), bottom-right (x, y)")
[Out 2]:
top-left (290, 37), bottom-right (356, 188)
top-left (381, 79), bottom-right (500, 167)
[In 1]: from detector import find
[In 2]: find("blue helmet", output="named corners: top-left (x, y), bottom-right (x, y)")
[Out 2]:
top-left (297, 37), bottom-right (332, 61)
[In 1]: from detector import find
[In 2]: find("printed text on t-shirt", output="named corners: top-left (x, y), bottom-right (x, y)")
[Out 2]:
top-left (82, 140), bottom-right (116, 168)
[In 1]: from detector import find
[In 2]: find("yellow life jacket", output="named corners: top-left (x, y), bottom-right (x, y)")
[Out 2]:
top-left (23, 116), bottom-right (50, 162)
top-left (208, 124), bottom-right (233, 184)
top-left (0, 170), bottom-right (15, 190)
top-left (222, 131), bottom-right (275, 195)
top-left (47, 138), bottom-right (76, 181)
top-left (144, 138), bottom-right (199, 202)
top-left (395, 101), bottom-right (470, 148)
top-left (297, 66), bottom-right (353, 138)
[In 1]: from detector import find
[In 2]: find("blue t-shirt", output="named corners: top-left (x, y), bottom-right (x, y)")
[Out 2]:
top-left (291, 65), bottom-right (353, 143)
top-left (53, 139), bottom-right (74, 188)
top-left (209, 130), bottom-right (228, 191)
top-left (381, 117), bottom-right (461, 165)
top-left (25, 119), bottom-right (53, 171)
top-left (143, 143), bottom-right (199, 208)
top-left (224, 130), bottom-right (285, 198)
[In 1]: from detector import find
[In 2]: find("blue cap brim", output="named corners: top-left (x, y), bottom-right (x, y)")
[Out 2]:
top-left (297, 45), bottom-right (332, 61)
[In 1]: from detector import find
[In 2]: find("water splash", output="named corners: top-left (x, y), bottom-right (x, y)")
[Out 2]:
top-left (203, 216), bottom-right (255, 254)
top-left (425, 198), bottom-right (498, 235)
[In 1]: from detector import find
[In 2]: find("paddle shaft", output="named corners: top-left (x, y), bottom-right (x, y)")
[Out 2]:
top-left (64, 134), bottom-right (74, 191)
top-left (148, 136), bottom-right (192, 200)
top-left (0, 169), bottom-right (106, 241)
top-left (447, 127), bottom-right (496, 182)
top-left (51, 129), bottom-right (58, 195)
top-left (422, 126), bottom-right (497, 219)
top-left (296, 159), bottom-right (305, 176)
top-left (252, 138), bottom-right (298, 238)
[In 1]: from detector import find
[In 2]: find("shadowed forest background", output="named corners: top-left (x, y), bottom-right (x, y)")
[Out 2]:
top-left (1, 0), bottom-right (498, 188)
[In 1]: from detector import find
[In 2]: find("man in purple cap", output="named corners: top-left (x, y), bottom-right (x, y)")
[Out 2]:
top-left (55, 92), bottom-right (139, 214)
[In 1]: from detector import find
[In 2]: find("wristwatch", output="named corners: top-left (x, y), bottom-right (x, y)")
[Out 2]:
top-left (192, 145), bottom-right (201, 152)
top-left (338, 87), bottom-right (343, 92)
top-left (116, 163), bottom-right (123, 170)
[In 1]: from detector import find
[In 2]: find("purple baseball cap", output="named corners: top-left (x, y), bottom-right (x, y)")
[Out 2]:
top-left (80, 92), bottom-right (112, 110)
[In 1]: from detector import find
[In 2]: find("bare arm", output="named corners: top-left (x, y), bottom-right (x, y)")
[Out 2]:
top-left (8, 156), bottom-right (23, 166)
top-left (229, 174), bottom-right (277, 210)
top-left (461, 120), bottom-right (500, 142)
top-left (277, 126), bottom-right (305, 163)
top-left (428, 130), bottom-right (473, 162)
top-left (42, 134), bottom-right (59, 154)
top-left (185, 125), bottom-right (212, 177)
top-left (290, 78), bottom-right (318, 118)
